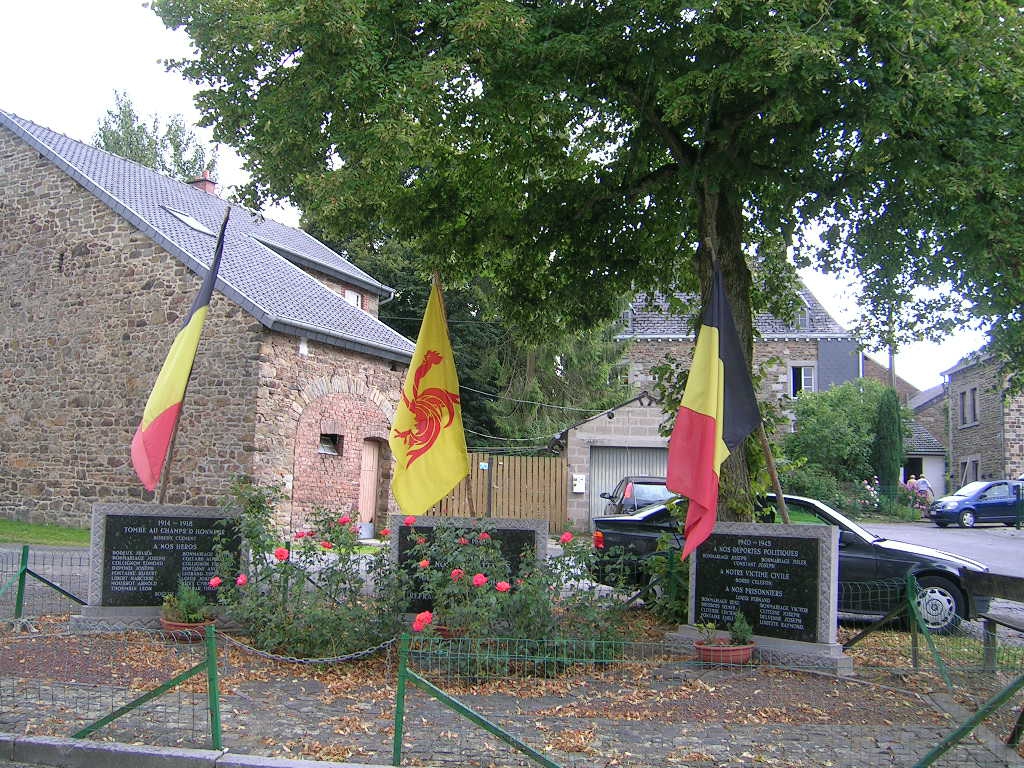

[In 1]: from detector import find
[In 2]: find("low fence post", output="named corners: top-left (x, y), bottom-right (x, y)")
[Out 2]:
top-left (14, 545), bottom-right (29, 620)
top-left (392, 633), bottom-right (410, 766)
top-left (206, 625), bottom-right (222, 750)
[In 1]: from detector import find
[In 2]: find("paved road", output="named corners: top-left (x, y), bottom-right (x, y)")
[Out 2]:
top-left (862, 518), bottom-right (1024, 576)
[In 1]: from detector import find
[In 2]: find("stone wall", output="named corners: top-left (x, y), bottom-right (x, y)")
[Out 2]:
top-left (0, 126), bottom-right (261, 525)
top-left (947, 358), bottom-right (1005, 483)
top-left (251, 331), bottom-right (404, 529)
top-left (629, 338), bottom-right (821, 404)
top-left (1002, 387), bottom-right (1024, 480)
top-left (301, 269), bottom-right (382, 317)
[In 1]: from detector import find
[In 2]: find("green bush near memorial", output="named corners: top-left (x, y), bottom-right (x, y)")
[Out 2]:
top-left (209, 477), bottom-right (411, 658)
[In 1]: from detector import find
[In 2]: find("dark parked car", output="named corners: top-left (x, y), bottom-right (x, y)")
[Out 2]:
top-left (591, 493), bottom-right (990, 633)
top-left (598, 475), bottom-right (674, 516)
top-left (928, 480), bottom-right (1024, 528)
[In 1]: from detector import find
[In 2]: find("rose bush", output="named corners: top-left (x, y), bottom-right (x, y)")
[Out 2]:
top-left (210, 477), bottom-right (410, 657)
top-left (405, 519), bottom-right (626, 645)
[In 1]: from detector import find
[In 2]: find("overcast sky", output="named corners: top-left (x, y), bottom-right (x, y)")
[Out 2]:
top-left (2, 0), bottom-right (987, 390)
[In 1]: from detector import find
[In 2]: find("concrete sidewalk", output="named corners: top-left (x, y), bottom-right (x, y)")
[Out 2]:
top-left (0, 734), bottom-right (398, 768)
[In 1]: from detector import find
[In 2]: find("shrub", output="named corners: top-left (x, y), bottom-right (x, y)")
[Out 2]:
top-left (779, 463), bottom-right (844, 508)
top-left (210, 477), bottom-right (410, 657)
top-left (405, 519), bottom-right (627, 644)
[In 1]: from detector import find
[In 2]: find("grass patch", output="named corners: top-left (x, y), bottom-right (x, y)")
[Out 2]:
top-left (0, 520), bottom-right (90, 547)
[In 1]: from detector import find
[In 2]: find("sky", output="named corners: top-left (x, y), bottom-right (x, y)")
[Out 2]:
top-left (2, 1), bottom-right (988, 392)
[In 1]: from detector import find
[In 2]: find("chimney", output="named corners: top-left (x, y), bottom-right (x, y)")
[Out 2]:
top-left (187, 170), bottom-right (217, 195)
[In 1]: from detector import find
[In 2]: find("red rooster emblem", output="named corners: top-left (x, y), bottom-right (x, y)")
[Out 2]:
top-left (393, 350), bottom-right (461, 467)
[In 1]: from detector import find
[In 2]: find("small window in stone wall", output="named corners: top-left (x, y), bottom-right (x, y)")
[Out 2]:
top-left (319, 434), bottom-right (343, 455)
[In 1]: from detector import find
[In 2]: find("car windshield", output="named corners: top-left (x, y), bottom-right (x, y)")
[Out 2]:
top-left (952, 481), bottom-right (988, 497)
top-left (626, 482), bottom-right (672, 505)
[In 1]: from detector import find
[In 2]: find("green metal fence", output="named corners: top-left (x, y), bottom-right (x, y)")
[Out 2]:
top-left (0, 545), bottom-right (88, 623)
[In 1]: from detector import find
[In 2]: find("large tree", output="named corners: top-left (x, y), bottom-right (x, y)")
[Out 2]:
top-left (155, 0), bottom-right (1024, 512)
top-left (94, 90), bottom-right (218, 182)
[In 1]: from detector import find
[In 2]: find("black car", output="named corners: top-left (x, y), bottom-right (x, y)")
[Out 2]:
top-left (598, 475), bottom-right (674, 516)
top-left (591, 493), bottom-right (990, 633)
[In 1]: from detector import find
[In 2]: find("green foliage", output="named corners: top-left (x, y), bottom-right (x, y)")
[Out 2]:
top-left (93, 90), bottom-right (217, 181)
top-left (161, 580), bottom-right (211, 624)
top-left (155, 0), bottom-right (1024, 509)
top-left (778, 464), bottom-right (845, 510)
top-left (785, 379), bottom-right (897, 484)
top-left (212, 477), bottom-right (409, 657)
top-left (728, 612), bottom-right (754, 646)
top-left (406, 520), bottom-right (627, 644)
top-left (872, 389), bottom-right (905, 494)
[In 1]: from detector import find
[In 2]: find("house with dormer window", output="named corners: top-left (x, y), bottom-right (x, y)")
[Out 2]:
top-left (0, 110), bottom-right (414, 530)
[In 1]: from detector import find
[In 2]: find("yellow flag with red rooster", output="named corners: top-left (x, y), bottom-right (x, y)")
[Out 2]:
top-left (389, 280), bottom-right (470, 516)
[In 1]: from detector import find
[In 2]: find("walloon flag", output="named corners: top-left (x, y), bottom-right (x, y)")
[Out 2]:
top-left (389, 278), bottom-right (470, 516)
top-left (131, 208), bottom-right (230, 491)
top-left (667, 269), bottom-right (760, 560)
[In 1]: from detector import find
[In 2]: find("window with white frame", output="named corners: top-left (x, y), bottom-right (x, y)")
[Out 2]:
top-left (790, 364), bottom-right (816, 397)
top-left (343, 289), bottom-right (362, 309)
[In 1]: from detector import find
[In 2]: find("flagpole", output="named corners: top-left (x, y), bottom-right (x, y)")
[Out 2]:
top-left (757, 425), bottom-right (790, 523)
top-left (156, 207), bottom-right (231, 504)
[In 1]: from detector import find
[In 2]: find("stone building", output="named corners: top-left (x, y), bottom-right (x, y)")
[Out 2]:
top-left (943, 353), bottom-right (1024, 486)
top-left (0, 111), bottom-right (414, 530)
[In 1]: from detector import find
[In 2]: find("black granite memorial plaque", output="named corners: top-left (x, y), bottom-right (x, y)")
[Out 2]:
top-left (693, 532), bottom-right (820, 642)
top-left (101, 515), bottom-right (236, 606)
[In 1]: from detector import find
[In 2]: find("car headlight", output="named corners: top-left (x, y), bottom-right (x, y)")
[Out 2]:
top-left (937, 501), bottom-right (957, 510)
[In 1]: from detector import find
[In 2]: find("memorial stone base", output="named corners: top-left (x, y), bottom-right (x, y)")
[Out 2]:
top-left (70, 503), bottom-right (237, 633)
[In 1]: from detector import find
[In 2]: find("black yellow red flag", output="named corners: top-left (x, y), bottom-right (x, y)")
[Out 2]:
top-left (131, 208), bottom-right (230, 491)
top-left (666, 269), bottom-right (760, 559)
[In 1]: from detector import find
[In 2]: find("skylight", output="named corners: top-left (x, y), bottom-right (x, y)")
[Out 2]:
top-left (163, 206), bottom-right (215, 236)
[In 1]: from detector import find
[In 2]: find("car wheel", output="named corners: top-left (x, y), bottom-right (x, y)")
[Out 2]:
top-left (957, 510), bottom-right (976, 528)
top-left (934, 522), bottom-right (949, 528)
top-left (913, 576), bottom-right (964, 634)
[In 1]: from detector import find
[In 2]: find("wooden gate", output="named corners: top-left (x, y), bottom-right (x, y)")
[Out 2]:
top-left (436, 453), bottom-right (568, 532)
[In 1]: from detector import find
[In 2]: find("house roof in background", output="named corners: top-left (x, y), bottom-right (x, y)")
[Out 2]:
top-left (909, 384), bottom-right (944, 410)
top-left (1, 110), bottom-right (414, 363)
top-left (620, 285), bottom-right (851, 340)
top-left (907, 421), bottom-right (945, 455)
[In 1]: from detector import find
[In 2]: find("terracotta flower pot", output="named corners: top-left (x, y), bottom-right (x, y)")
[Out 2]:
top-left (694, 640), bottom-right (755, 664)
top-left (159, 616), bottom-right (214, 643)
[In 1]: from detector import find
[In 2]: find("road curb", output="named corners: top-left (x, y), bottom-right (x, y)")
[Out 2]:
top-left (3, 735), bottom-right (397, 768)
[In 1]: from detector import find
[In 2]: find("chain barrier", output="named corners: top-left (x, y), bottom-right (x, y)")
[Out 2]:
top-left (215, 630), bottom-right (396, 664)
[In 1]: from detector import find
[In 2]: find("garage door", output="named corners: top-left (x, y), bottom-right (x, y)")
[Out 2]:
top-left (589, 446), bottom-right (668, 521)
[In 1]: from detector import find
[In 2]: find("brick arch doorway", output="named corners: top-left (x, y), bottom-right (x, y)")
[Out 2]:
top-left (291, 389), bottom-right (392, 526)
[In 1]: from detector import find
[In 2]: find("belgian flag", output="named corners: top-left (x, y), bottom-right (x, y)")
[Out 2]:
top-left (131, 208), bottom-right (230, 491)
top-left (667, 269), bottom-right (760, 560)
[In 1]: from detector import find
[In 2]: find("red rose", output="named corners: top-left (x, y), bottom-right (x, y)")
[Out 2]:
top-left (495, 581), bottom-right (511, 593)
top-left (419, 559), bottom-right (430, 569)
top-left (404, 515), bottom-right (417, 526)
top-left (451, 568), bottom-right (465, 581)
top-left (593, 531), bottom-right (605, 550)
top-left (379, 528), bottom-right (391, 537)
top-left (274, 547), bottom-right (290, 562)
top-left (478, 532), bottom-right (491, 541)
top-left (416, 536), bottom-right (427, 544)
top-left (208, 576), bottom-right (222, 588)
top-left (472, 573), bottom-right (487, 587)
top-left (559, 531), bottom-right (574, 544)
top-left (321, 541), bottom-right (334, 549)
top-left (235, 574), bottom-right (248, 587)
top-left (338, 515), bottom-right (351, 525)
top-left (458, 537), bottom-right (469, 545)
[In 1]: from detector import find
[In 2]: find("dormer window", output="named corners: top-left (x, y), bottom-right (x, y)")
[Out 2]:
top-left (163, 206), bottom-right (215, 236)
top-left (343, 289), bottom-right (362, 309)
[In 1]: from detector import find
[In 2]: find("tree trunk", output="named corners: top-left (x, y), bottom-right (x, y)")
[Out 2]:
top-left (695, 178), bottom-right (755, 522)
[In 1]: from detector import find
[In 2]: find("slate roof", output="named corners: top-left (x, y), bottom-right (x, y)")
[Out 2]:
top-left (1, 111), bottom-right (414, 363)
top-left (907, 421), bottom-right (945, 455)
top-left (909, 384), bottom-right (944, 410)
top-left (621, 287), bottom-right (850, 340)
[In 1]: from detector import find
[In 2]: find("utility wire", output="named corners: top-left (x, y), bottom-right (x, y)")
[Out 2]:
top-left (461, 384), bottom-right (608, 414)
top-left (465, 427), bottom-right (549, 442)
